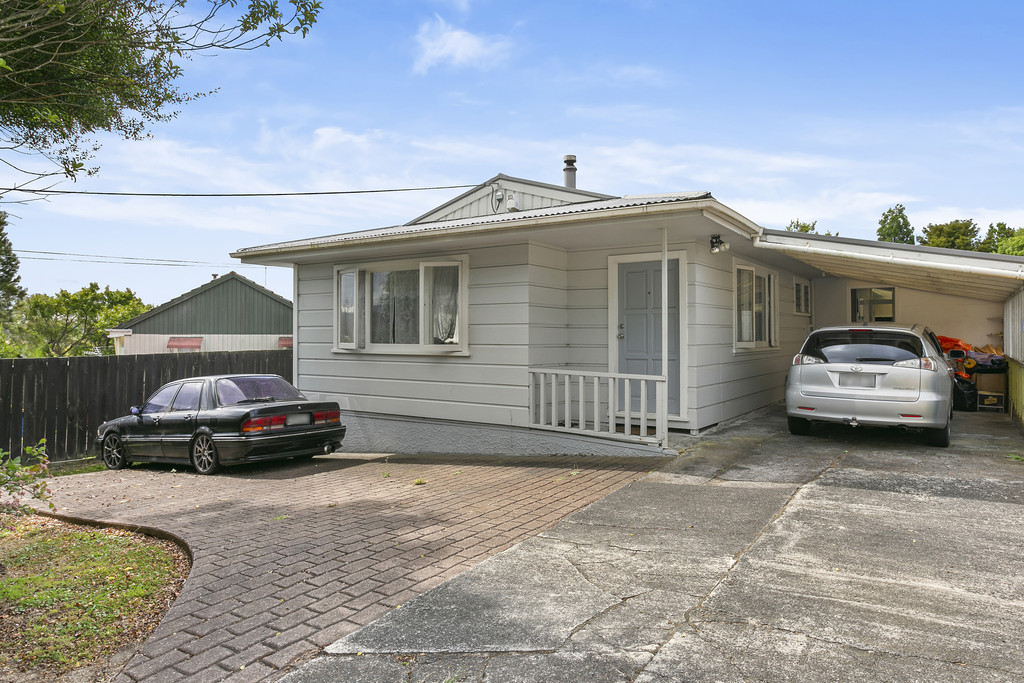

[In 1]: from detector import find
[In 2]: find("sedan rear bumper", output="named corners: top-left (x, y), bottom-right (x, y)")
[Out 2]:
top-left (213, 425), bottom-right (347, 463)
top-left (786, 385), bottom-right (949, 428)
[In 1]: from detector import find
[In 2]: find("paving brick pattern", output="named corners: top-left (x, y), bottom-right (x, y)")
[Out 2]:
top-left (44, 452), bottom-right (663, 682)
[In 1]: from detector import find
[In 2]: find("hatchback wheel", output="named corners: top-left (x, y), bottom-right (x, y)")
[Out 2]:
top-left (101, 433), bottom-right (129, 470)
top-left (924, 421), bottom-right (950, 448)
top-left (787, 416), bottom-right (811, 436)
top-left (191, 434), bottom-right (220, 474)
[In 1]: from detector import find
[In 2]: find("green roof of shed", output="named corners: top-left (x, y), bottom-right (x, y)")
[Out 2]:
top-left (119, 272), bottom-right (292, 335)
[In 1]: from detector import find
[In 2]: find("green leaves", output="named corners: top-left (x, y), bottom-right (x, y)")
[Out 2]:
top-left (0, 441), bottom-right (53, 518)
top-left (6, 283), bottom-right (150, 357)
top-left (1, 0), bottom-right (321, 184)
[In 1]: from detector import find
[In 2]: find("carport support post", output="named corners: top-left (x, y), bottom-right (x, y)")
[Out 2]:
top-left (659, 227), bottom-right (668, 446)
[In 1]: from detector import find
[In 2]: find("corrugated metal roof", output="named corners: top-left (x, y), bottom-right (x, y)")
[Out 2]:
top-left (757, 229), bottom-right (1024, 302)
top-left (233, 192), bottom-right (713, 257)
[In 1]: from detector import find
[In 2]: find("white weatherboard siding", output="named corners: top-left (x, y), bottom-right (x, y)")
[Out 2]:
top-left (688, 247), bottom-right (808, 429)
top-left (295, 245), bottom-right (533, 432)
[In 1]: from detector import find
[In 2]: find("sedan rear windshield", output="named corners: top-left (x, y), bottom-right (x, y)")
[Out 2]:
top-left (801, 331), bottom-right (924, 365)
top-left (216, 376), bottom-right (305, 406)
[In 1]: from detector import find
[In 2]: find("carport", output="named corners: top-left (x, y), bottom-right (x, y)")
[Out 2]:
top-left (753, 230), bottom-right (1024, 428)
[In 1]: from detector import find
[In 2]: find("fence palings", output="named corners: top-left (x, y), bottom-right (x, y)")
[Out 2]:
top-left (0, 350), bottom-right (291, 462)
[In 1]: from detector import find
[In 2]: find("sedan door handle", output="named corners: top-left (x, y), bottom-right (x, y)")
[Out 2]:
top-left (184, 414), bottom-right (194, 421)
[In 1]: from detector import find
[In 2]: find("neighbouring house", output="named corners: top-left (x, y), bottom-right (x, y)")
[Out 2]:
top-left (107, 272), bottom-right (293, 355)
top-left (233, 158), bottom-right (1024, 455)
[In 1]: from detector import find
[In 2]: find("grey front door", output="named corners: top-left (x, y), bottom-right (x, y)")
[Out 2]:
top-left (618, 260), bottom-right (680, 415)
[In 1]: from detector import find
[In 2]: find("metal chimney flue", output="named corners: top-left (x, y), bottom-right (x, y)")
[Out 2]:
top-left (563, 154), bottom-right (577, 188)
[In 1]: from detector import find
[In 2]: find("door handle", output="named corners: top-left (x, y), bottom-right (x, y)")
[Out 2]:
top-left (184, 414), bottom-right (194, 421)
top-left (617, 333), bottom-right (625, 339)
top-left (152, 417), bottom-right (161, 425)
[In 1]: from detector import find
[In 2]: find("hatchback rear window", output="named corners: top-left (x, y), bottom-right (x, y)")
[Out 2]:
top-left (801, 331), bottom-right (923, 365)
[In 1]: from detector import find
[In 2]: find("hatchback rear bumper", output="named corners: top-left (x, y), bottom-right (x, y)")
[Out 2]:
top-left (786, 385), bottom-right (949, 428)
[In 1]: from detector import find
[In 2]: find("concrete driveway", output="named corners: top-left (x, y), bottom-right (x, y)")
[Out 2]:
top-left (283, 407), bottom-right (1024, 682)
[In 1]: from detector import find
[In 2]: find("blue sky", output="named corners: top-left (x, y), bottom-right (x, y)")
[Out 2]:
top-left (4, 0), bottom-right (1024, 305)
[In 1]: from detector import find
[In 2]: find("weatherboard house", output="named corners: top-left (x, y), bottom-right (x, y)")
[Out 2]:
top-left (107, 272), bottom-right (293, 355)
top-left (233, 158), bottom-right (1024, 455)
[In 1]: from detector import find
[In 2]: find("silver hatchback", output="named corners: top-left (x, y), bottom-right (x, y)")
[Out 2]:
top-left (785, 325), bottom-right (954, 447)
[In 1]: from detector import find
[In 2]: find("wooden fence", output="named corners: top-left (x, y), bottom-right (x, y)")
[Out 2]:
top-left (0, 350), bottom-right (292, 462)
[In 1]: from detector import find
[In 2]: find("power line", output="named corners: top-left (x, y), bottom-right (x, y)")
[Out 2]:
top-left (15, 249), bottom-right (258, 268)
top-left (0, 183), bottom-right (477, 198)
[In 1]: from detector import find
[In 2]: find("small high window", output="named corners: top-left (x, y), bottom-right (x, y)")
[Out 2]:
top-left (794, 278), bottom-right (811, 315)
top-left (851, 287), bottom-right (895, 323)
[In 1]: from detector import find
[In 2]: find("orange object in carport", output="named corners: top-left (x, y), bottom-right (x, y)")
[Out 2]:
top-left (936, 335), bottom-right (973, 353)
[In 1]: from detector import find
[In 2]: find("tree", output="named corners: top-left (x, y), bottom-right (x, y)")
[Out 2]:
top-left (0, 211), bottom-right (26, 322)
top-left (977, 222), bottom-right (1018, 253)
top-left (0, 0), bottom-right (321, 191)
top-left (8, 283), bottom-right (150, 357)
top-left (917, 219), bottom-right (979, 251)
top-left (876, 204), bottom-right (914, 244)
top-left (786, 219), bottom-right (837, 236)
top-left (997, 233), bottom-right (1024, 256)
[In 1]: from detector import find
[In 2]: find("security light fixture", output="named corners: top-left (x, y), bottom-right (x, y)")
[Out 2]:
top-left (710, 234), bottom-right (730, 254)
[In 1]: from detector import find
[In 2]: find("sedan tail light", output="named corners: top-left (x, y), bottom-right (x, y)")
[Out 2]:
top-left (314, 410), bottom-right (341, 425)
top-left (242, 415), bottom-right (287, 432)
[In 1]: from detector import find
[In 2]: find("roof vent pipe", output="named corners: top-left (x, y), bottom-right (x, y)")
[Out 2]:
top-left (563, 154), bottom-right (577, 188)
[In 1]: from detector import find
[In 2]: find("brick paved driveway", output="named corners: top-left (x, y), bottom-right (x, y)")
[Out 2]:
top-left (44, 452), bottom-right (664, 682)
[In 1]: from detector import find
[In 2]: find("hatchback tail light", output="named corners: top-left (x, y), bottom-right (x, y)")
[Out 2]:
top-left (314, 410), bottom-right (341, 425)
top-left (792, 354), bottom-right (824, 366)
top-left (242, 415), bottom-right (287, 432)
top-left (894, 357), bottom-right (936, 371)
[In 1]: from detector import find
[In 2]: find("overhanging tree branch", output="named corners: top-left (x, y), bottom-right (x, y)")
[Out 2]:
top-left (0, 0), bottom-right (321, 194)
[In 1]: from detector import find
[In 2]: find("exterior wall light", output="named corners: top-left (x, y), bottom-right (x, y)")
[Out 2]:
top-left (710, 234), bottom-right (731, 254)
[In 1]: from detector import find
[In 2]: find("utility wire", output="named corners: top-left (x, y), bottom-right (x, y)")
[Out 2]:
top-left (15, 249), bottom-right (258, 268)
top-left (0, 183), bottom-right (477, 198)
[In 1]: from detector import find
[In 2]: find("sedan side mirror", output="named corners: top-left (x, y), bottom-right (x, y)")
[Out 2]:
top-left (130, 406), bottom-right (141, 416)
top-left (947, 349), bottom-right (967, 360)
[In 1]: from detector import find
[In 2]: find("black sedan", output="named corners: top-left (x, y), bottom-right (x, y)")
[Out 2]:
top-left (96, 374), bottom-right (347, 475)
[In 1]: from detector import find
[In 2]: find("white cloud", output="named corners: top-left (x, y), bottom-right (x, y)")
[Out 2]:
top-left (413, 15), bottom-right (512, 74)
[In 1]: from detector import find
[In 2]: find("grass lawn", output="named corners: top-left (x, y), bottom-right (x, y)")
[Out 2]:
top-left (0, 515), bottom-right (190, 679)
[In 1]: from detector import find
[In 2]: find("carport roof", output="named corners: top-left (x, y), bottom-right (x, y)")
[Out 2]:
top-left (756, 229), bottom-right (1024, 302)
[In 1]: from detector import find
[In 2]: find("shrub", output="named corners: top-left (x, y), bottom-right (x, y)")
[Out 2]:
top-left (1, 440), bottom-right (53, 521)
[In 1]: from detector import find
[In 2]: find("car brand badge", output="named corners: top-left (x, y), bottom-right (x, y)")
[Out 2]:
top-left (850, 365), bottom-right (863, 372)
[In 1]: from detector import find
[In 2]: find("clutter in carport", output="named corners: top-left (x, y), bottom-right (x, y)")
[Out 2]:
top-left (938, 336), bottom-right (1007, 412)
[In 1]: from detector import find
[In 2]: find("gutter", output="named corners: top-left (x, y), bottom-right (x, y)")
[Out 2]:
top-left (753, 234), bottom-right (1024, 281)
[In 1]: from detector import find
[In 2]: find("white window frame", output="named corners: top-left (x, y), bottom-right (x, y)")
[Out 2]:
top-left (333, 254), bottom-right (469, 355)
top-left (734, 260), bottom-right (779, 350)
top-left (794, 277), bottom-right (811, 316)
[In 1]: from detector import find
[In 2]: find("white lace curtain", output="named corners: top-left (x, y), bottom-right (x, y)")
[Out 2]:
top-left (371, 270), bottom-right (419, 344)
top-left (428, 265), bottom-right (459, 344)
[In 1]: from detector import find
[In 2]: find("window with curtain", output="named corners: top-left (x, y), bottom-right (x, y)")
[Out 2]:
top-left (371, 269), bottom-right (419, 344)
top-left (333, 256), bottom-right (468, 353)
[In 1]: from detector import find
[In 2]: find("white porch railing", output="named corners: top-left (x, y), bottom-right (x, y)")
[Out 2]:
top-left (528, 368), bottom-right (667, 447)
